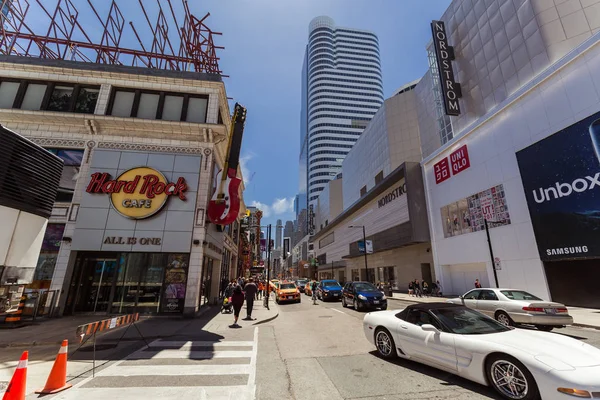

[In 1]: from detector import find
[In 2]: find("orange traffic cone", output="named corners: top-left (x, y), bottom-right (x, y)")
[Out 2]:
top-left (2, 351), bottom-right (28, 400)
top-left (35, 340), bottom-right (72, 394)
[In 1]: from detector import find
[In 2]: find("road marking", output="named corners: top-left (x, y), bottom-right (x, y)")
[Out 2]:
top-left (248, 327), bottom-right (258, 399)
top-left (128, 350), bottom-right (253, 359)
top-left (148, 340), bottom-right (254, 348)
top-left (95, 363), bottom-right (251, 376)
top-left (53, 385), bottom-right (254, 400)
top-left (331, 308), bottom-right (346, 315)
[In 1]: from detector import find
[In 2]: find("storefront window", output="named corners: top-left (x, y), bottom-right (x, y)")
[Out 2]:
top-left (29, 224), bottom-right (65, 290)
top-left (200, 256), bottom-right (214, 306)
top-left (351, 269), bottom-right (360, 281)
top-left (377, 266), bottom-right (395, 285)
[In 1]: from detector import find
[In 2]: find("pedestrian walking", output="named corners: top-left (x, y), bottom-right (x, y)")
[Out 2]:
top-left (436, 280), bottom-right (443, 297)
top-left (311, 280), bottom-right (318, 305)
top-left (243, 278), bottom-right (258, 320)
top-left (230, 285), bottom-right (245, 328)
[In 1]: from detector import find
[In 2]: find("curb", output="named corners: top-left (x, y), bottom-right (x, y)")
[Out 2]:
top-left (572, 323), bottom-right (600, 330)
top-left (252, 302), bottom-right (280, 325)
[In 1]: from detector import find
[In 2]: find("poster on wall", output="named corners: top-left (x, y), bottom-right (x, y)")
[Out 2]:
top-left (440, 184), bottom-right (510, 238)
top-left (161, 254), bottom-right (189, 313)
top-left (516, 110), bottom-right (600, 261)
top-left (41, 224), bottom-right (65, 251)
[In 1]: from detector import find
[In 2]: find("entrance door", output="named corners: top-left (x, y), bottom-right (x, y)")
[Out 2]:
top-left (421, 263), bottom-right (433, 284)
top-left (73, 257), bottom-right (117, 313)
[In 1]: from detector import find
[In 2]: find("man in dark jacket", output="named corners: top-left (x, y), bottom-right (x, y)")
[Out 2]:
top-left (243, 278), bottom-right (258, 320)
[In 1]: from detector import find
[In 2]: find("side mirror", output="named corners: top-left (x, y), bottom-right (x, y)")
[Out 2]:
top-left (421, 324), bottom-right (439, 333)
top-left (459, 295), bottom-right (464, 299)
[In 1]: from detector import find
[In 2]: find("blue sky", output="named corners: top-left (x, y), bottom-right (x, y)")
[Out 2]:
top-left (25, 0), bottom-right (451, 227)
top-left (198, 0), bottom-right (453, 227)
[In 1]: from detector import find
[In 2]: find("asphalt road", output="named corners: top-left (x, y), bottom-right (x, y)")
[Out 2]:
top-left (256, 293), bottom-right (600, 400)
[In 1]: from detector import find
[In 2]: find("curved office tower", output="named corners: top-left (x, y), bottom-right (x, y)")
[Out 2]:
top-left (302, 16), bottom-right (384, 206)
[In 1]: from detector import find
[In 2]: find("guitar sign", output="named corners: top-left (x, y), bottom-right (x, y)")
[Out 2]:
top-left (207, 103), bottom-right (247, 225)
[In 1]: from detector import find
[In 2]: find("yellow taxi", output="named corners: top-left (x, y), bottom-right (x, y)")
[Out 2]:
top-left (276, 281), bottom-right (301, 304)
top-left (304, 281), bottom-right (319, 297)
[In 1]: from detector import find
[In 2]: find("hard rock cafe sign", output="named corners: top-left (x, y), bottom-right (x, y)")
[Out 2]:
top-left (85, 167), bottom-right (188, 219)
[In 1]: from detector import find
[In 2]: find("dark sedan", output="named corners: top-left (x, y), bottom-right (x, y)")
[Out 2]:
top-left (317, 280), bottom-right (343, 301)
top-left (342, 281), bottom-right (387, 311)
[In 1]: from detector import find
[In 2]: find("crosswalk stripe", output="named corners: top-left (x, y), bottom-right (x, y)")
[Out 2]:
top-left (53, 385), bottom-right (254, 400)
top-left (96, 364), bottom-right (251, 376)
top-left (128, 350), bottom-right (253, 359)
top-left (148, 340), bottom-right (254, 348)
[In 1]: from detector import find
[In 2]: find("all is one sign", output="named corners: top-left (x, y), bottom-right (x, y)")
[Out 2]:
top-left (434, 144), bottom-right (470, 184)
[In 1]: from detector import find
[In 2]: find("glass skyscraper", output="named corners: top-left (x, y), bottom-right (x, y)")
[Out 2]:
top-left (300, 16), bottom-right (384, 207)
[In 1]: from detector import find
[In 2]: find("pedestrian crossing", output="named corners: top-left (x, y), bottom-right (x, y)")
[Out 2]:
top-left (54, 328), bottom-right (258, 400)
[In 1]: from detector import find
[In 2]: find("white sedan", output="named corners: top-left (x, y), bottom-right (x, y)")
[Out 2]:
top-left (363, 303), bottom-right (600, 400)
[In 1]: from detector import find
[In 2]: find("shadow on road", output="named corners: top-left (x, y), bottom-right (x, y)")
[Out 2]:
top-left (369, 350), bottom-right (501, 399)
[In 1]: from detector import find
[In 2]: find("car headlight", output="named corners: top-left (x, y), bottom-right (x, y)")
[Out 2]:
top-left (358, 294), bottom-right (367, 300)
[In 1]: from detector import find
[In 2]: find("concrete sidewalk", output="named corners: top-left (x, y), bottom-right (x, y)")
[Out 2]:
top-left (388, 292), bottom-right (600, 329)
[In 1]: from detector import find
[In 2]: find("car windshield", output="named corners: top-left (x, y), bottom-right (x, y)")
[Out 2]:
top-left (280, 283), bottom-right (296, 289)
top-left (354, 283), bottom-right (378, 292)
top-left (431, 307), bottom-right (511, 335)
top-left (323, 281), bottom-right (340, 287)
top-left (500, 290), bottom-right (542, 301)
top-left (297, 280), bottom-right (308, 285)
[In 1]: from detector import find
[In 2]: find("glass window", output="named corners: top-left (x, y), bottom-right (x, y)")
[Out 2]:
top-left (500, 290), bottom-right (542, 301)
top-left (464, 290), bottom-right (481, 300)
top-left (479, 290), bottom-right (498, 301)
top-left (186, 97), bottom-right (208, 123)
top-left (47, 85), bottom-right (74, 111)
top-left (113, 253), bottom-right (145, 314)
top-left (111, 91), bottom-right (135, 117)
top-left (0, 81), bottom-right (20, 109)
top-left (21, 83), bottom-right (47, 111)
top-left (137, 93), bottom-right (160, 119)
top-left (50, 149), bottom-right (84, 202)
top-left (75, 87), bottom-right (99, 113)
top-left (431, 307), bottom-right (510, 335)
top-left (162, 95), bottom-right (184, 121)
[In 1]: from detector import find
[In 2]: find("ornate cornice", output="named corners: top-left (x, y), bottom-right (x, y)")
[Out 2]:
top-left (29, 137), bottom-right (86, 148)
top-left (97, 141), bottom-right (207, 155)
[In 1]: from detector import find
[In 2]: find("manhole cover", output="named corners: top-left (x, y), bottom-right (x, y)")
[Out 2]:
top-left (318, 316), bottom-right (333, 318)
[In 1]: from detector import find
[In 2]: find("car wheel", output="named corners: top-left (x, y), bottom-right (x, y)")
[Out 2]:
top-left (374, 328), bottom-right (397, 359)
top-left (354, 299), bottom-right (362, 311)
top-left (536, 325), bottom-right (553, 332)
top-left (342, 297), bottom-right (347, 308)
top-left (495, 311), bottom-right (514, 327)
top-left (486, 353), bottom-right (539, 400)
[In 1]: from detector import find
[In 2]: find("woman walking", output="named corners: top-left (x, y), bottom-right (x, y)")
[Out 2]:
top-left (230, 285), bottom-right (245, 328)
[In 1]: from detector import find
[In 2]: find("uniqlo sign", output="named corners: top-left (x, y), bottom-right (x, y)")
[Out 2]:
top-left (450, 145), bottom-right (470, 175)
top-left (434, 144), bottom-right (471, 184)
top-left (434, 158), bottom-right (451, 184)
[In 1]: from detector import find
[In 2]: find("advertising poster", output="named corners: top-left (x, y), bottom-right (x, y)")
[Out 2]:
top-left (440, 185), bottom-right (510, 238)
top-left (516, 110), bottom-right (600, 261)
top-left (161, 254), bottom-right (189, 313)
top-left (41, 224), bottom-right (65, 251)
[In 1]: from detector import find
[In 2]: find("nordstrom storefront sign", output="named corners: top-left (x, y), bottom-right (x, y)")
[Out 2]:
top-left (377, 182), bottom-right (406, 208)
top-left (431, 20), bottom-right (462, 116)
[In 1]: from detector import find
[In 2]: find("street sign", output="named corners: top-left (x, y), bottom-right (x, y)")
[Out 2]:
top-left (494, 257), bottom-right (501, 270)
top-left (358, 240), bottom-right (374, 254)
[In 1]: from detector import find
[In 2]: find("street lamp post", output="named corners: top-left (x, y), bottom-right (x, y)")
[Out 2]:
top-left (484, 218), bottom-right (507, 288)
top-left (350, 225), bottom-right (369, 283)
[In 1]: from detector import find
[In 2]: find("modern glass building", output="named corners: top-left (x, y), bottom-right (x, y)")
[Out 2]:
top-left (302, 16), bottom-right (384, 206)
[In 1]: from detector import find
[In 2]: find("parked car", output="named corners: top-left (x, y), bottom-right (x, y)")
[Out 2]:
top-left (364, 303), bottom-right (600, 400)
top-left (275, 282), bottom-right (300, 304)
top-left (342, 281), bottom-right (387, 311)
top-left (304, 281), bottom-right (319, 297)
top-left (295, 279), bottom-right (309, 293)
top-left (446, 288), bottom-right (573, 331)
top-left (317, 280), bottom-right (343, 301)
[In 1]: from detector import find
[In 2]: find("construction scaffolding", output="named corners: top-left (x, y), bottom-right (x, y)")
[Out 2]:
top-left (0, 0), bottom-right (223, 74)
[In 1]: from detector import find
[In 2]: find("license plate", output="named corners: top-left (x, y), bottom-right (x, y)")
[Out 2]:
top-left (544, 308), bottom-right (557, 314)
top-left (288, 296), bottom-right (293, 299)
top-left (373, 300), bottom-right (379, 304)
top-left (334, 293), bottom-right (339, 296)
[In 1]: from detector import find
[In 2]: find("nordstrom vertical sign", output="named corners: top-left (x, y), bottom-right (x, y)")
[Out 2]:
top-left (431, 20), bottom-right (462, 116)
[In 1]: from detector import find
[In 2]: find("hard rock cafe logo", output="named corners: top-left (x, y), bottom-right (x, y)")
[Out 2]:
top-left (85, 167), bottom-right (188, 219)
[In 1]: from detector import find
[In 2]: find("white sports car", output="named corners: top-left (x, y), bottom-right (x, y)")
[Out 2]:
top-left (363, 303), bottom-right (600, 400)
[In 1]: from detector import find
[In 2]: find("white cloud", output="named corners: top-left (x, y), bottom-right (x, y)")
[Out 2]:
top-left (239, 152), bottom-right (255, 184)
top-left (250, 197), bottom-right (294, 218)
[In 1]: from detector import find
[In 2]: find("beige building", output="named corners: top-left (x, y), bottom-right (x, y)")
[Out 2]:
top-left (0, 56), bottom-right (244, 316)
top-left (312, 82), bottom-right (433, 289)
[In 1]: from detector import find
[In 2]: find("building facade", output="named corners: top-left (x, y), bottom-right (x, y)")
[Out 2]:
top-left (302, 16), bottom-right (384, 206)
top-left (0, 56), bottom-right (244, 316)
top-left (419, 0), bottom-right (600, 308)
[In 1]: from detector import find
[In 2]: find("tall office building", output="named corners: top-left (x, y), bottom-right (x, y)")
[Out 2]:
top-left (301, 16), bottom-right (384, 206)
top-left (275, 219), bottom-right (283, 249)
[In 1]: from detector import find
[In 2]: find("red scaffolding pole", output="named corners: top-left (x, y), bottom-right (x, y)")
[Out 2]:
top-left (0, 0), bottom-right (223, 74)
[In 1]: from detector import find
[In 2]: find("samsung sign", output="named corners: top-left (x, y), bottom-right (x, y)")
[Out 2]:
top-left (516, 110), bottom-right (600, 261)
top-left (431, 20), bottom-right (462, 116)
